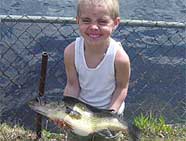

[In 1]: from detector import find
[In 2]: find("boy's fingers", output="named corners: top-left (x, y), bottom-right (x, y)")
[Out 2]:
top-left (53, 119), bottom-right (72, 130)
top-left (53, 119), bottom-right (66, 128)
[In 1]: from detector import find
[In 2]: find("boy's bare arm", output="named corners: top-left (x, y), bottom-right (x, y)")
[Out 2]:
top-left (109, 49), bottom-right (131, 112)
top-left (63, 42), bottom-right (80, 98)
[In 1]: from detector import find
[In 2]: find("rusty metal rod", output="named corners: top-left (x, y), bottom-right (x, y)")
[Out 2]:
top-left (36, 52), bottom-right (48, 139)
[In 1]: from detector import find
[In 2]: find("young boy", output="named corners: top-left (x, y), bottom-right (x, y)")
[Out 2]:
top-left (63, 0), bottom-right (131, 140)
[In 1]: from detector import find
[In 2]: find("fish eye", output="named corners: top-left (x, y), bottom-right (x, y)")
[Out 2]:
top-left (65, 106), bottom-right (82, 119)
top-left (65, 106), bottom-right (73, 114)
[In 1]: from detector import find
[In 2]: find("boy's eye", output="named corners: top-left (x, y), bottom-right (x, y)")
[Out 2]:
top-left (81, 18), bottom-right (91, 24)
top-left (98, 20), bottom-right (108, 25)
top-left (79, 18), bottom-right (110, 25)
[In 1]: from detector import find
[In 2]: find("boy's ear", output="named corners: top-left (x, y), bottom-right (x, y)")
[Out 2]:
top-left (114, 17), bottom-right (120, 29)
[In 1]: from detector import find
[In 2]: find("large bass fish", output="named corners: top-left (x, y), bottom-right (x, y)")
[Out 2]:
top-left (28, 96), bottom-right (139, 139)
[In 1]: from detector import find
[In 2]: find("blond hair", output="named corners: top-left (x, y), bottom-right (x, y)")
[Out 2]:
top-left (77, 0), bottom-right (120, 19)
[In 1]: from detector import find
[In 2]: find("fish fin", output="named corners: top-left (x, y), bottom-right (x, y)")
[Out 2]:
top-left (35, 96), bottom-right (47, 105)
top-left (128, 124), bottom-right (141, 141)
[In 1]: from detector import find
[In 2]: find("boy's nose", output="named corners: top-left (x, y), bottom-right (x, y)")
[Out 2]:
top-left (89, 23), bottom-right (99, 30)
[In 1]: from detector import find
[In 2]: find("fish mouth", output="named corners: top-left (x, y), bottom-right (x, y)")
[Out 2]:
top-left (29, 105), bottom-right (48, 116)
top-left (28, 100), bottom-right (48, 115)
top-left (29, 104), bottom-right (73, 130)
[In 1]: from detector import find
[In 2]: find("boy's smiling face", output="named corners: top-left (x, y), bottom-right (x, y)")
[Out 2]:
top-left (76, 3), bottom-right (120, 46)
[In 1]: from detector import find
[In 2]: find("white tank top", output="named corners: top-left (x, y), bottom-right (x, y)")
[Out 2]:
top-left (75, 37), bottom-right (125, 114)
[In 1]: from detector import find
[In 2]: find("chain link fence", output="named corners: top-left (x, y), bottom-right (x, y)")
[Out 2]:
top-left (0, 15), bottom-right (186, 128)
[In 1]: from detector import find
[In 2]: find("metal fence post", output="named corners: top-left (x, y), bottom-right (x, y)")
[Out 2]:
top-left (36, 52), bottom-right (48, 139)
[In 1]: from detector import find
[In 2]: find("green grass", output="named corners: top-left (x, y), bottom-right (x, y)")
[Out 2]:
top-left (0, 123), bottom-right (64, 141)
top-left (0, 123), bottom-right (36, 140)
top-left (133, 113), bottom-right (186, 139)
top-left (0, 114), bottom-right (185, 140)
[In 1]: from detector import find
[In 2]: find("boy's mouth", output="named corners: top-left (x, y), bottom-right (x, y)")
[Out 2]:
top-left (88, 33), bottom-right (102, 39)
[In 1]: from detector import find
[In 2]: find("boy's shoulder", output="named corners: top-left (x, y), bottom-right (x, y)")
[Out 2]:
top-left (66, 40), bottom-right (75, 49)
top-left (64, 41), bottom-right (76, 59)
top-left (114, 42), bottom-right (130, 64)
top-left (65, 37), bottom-right (82, 51)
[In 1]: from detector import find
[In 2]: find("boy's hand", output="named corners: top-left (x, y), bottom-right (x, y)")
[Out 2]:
top-left (108, 109), bottom-right (117, 114)
top-left (53, 119), bottom-right (72, 129)
top-left (53, 119), bottom-right (66, 128)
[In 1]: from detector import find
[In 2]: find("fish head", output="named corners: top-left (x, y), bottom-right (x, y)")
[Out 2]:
top-left (28, 98), bottom-right (68, 121)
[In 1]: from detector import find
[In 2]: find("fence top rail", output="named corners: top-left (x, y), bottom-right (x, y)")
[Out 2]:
top-left (0, 14), bottom-right (185, 28)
